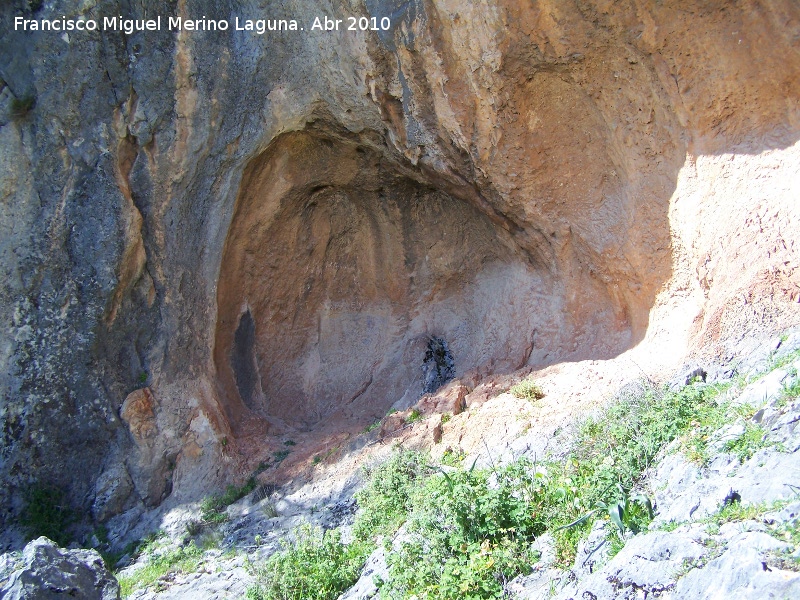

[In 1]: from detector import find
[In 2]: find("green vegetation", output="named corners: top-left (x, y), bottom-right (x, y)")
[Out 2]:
top-left (723, 422), bottom-right (770, 463)
top-left (705, 497), bottom-right (789, 528)
top-left (363, 419), bottom-right (381, 433)
top-left (777, 373), bottom-right (800, 408)
top-left (703, 497), bottom-right (800, 569)
top-left (539, 382), bottom-right (732, 565)
top-left (658, 519), bottom-right (683, 533)
top-left (200, 478), bottom-right (257, 524)
top-left (245, 364), bottom-right (797, 599)
top-left (98, 530), bottom-right (162, 571)
top-left (273, 449), bottom-right (290, 463)
top-left (768, 346), bottom-right (800, 372)
top-left (510, 378), bottom-right (545, 401)
top-left (246, 525), bottom-right (370, 600)
top-left (114, 530), bottom-right (229, 596)
top-left (382, 459), bottom-right (545, 598)
top-left (352, 451), bottom-right (430, 541)
top-left (118, 539), bottom-right (203, 597)
top-left (312, 446), bottom-right (340, 467)
top-left (405, 408), bottom-right (422, 424)
top-left (773, 518), bottom-right (800, 569)
top-left (10, 95), bottom-right (35, 118)
top-left (441, 446), bottom-right (466, 466)
top-left (20, 484), bottom-right (74, 547)
top-left (677, 388), bottom-right (784, 466)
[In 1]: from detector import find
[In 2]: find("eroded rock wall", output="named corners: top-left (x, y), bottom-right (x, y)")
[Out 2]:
top-left (0, 0), bottom-right (798, 540)
top-left (214, 129), bottom-right (555, 431)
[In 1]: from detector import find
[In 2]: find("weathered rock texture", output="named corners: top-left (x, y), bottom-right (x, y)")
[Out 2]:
top-left (0, 0), bottom-right (799, 539)
top-left (0, 537), bottom-right (120, 599)
top-left (506, 347), bottom-right (800, 600)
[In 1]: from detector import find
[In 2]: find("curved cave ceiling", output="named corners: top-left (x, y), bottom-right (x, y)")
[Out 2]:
top-left (212, 125), bottom-right (646, 433)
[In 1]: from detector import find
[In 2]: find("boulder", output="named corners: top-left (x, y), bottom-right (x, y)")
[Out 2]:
top-left (0, 537), bottom-right (119, 600)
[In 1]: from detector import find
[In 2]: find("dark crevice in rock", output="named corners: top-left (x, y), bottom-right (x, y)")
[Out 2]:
top-left (231, 309), bottom-right (262, 411)
top-left (422, 337), bottom-right (455, 393)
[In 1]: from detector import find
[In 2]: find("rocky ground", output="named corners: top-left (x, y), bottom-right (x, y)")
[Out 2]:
top-left (4, 330), bottom-right (799, 599)
top-left (508, 357), bottom-right (800, 599)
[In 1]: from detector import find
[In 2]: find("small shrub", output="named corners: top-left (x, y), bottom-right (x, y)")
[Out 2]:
top-left (186, 520), bottom-right (203, 536)
top-left (379, 458), bottom-right (545, 599)
top-left (441, 446), bottom-right (466, 466)
top-left (723, 422), bottom-right (769, 463)
top-left (284, 439), bottom-right (296, 446)
top-left (659, 520), bottom-right (682, 532)
top-left (405, 408), bottom-right (422, 424)
top-left (262, 501), bottom-right (279, 519)
top-left (246, 525), bottom-right (369, 600)
top-left (363, 420), bottom-right (381, 433)
top-left (200, 478), bottom-right (257, 523)
top-left (9, 95), bottom-right (35, 118)
top-left (221, 477), bottom-right (257, 505)
top-left (20, 484), bottom-right (74, 547)
top-left (200, 497), bottom-right (227, 524)
top-left (92, 524), bottom-right (109, 546)
top-left (352, 450), bottom-right (429, 541)
top-left (510, 379), bottom-right (545, 401)
top-left (777, 377), bottom-right (800, 408)
top-left (273, 449), bottom-right (290, 463)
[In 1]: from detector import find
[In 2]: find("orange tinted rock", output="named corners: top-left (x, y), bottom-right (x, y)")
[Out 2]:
top-left (418, 382), bottom-right (470, 416)
top-left (120, 387), bottom-right (157, 442)
top-left (431, 414), bottom-right (443, 444)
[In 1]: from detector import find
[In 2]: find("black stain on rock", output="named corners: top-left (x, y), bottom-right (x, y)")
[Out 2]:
top-left (422, 336), bottom-right (454, 393)
top-left (232, 309), bottom-right (259, 410)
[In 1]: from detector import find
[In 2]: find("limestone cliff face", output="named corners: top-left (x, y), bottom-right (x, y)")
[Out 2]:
top-left (0, 0), bottom-right (798, 537)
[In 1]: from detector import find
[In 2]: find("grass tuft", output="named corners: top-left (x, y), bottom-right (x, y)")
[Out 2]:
top-left (405, 408), bottom-right (422, 424)
top-left (510, 379), bottom-right (545, 401)
top-left (10, 95), bottom-right (35, 118)
top-left (117, 540), bottom-right (202, 597)
top-left (200, 478), bottom-right (257, 523)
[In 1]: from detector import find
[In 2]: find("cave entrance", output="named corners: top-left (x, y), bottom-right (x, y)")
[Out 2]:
top-left (213, 129), bottom-right (557, 432)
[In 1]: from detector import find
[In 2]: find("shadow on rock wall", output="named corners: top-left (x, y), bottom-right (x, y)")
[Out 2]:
top-left (0, 0), bottom-right (798, 541)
